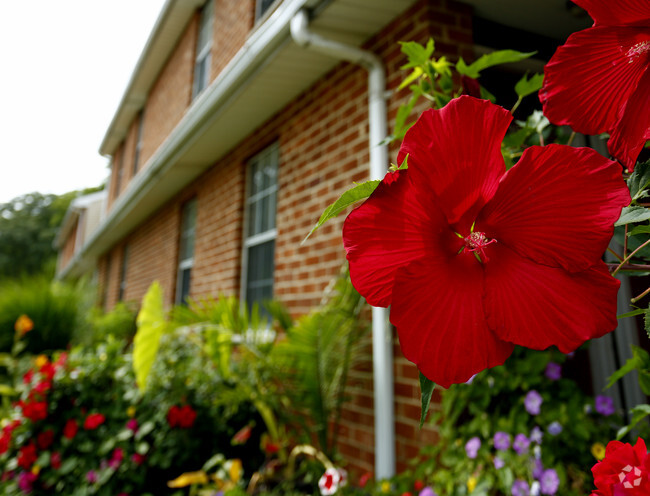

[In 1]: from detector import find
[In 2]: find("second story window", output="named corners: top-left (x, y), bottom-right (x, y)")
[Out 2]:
top-left (133, 110), bottom-right (145, 175)
top-left (256, 0), bottom-right (278, 20)
top-left (242, 144), bottom-right (278, 312)
top-left (176, 198), bottom-right (198, 304)
top-left (192, 1), bottom-right (214, 100)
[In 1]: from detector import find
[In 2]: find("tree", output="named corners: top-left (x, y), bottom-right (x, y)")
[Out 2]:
top-left (0, 188), bottom-right (102, 279)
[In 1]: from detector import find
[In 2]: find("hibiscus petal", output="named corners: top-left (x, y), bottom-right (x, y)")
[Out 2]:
top-left (478, 144), bottom-right (629, 272)
top-left (608, 68), bottom-right (650, 171)
top-left (541, 27), bottom-right (649, 136)
top-left (343, 169), bottom-right (453, 307)
top-left (484, 245), bottom-right (619, 353)
top-left (390, 257), bottom-right (514, 388)
top-left (397, 96), bottom-right (510, 231)
top-left (572, 0), bottom-right (650, 27)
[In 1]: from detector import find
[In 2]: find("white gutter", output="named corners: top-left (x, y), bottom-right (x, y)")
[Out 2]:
top-left (290, 9), bottom-right (395, 479)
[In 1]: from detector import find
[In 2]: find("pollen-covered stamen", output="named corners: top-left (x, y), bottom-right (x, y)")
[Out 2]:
top-left (463, 231), bottom-right (497, 262)
top-left (626, 40), bottom-right (650, 61)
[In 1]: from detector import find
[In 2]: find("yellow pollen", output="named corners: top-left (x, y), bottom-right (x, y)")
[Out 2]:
top-left (626, 40), bottom-right (650, 61)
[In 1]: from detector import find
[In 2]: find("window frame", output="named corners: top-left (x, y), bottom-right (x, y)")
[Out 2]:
top-left (132, 110), bottom-right (145, 175)
top-left (192, 0), bottom-right (214, 100)
top-left (255, 0), bottom-right (279, 21)
top-left (118, 245), bottom-right (129, 302)
top-left (175, 197), bottom-right (198, 305)
top-left (240, 143), bottom-right (279, 311)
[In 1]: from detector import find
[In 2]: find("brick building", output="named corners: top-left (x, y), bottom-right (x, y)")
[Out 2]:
top-left (57, 0), bottom-right (602, 478)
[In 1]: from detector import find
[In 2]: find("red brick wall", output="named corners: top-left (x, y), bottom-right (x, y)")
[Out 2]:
top-left (211, 0), bottom-right (255, 80)
top-left (58, 219), bottom-right (79, 273)
top-left (140, 13), bottom-right (198, 171)
top-left (99, 0), bottom-right (473, 478)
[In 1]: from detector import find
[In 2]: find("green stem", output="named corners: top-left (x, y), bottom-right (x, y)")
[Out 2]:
top-left (612, 238), bottom-right (650, 276)
top-left (510, 96), bottom-right (523, 115)
top-left (631, 286), bottom-right (650, 304)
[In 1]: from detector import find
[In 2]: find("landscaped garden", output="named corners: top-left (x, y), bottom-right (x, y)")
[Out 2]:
top-left (3, 0), bottom-right (650, 494)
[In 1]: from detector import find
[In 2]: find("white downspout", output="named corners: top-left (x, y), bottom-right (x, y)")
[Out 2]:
top-left (290, 9), bottom-right (395, 479)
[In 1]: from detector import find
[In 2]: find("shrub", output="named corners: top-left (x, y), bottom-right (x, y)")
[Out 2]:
top-left (0, 277), bottom-right (89, 354)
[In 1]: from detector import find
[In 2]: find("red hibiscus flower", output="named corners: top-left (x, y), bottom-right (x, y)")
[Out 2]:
top-left (591, 438), bottom-right (650, 495)
top-left (37, 429), bottom-right (54, 450)
top-left (17, 442), bottom-right (38, 470)
top-left (63, 418), bottom-right (78, 439)
top-left (84, 413), bottom-right (105, 430)
top-left (50, 451), bottom-right (62, 470)
top-left (540, 0), bottom-right (650, 171)
top-left (167, 404), bottom-right (196, 429)
top-left (20, 400), bottom-right (48, 422)
top-left (343, 96), bottom-right (629, 387)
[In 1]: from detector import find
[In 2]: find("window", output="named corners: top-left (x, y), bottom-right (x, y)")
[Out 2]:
top-left (242, 144), bottom-right (278, 312)
top-left (256, 0), bottom-right (278, 20)
top-left (192, 1), bottom-right (213, 99)
top-left (133, 110), bottom-right (145, 175)
top-left (118, 245), bottom-right (129, 301)
top-left (176, 198), bottom-right (198, 304)
top-left (114, 145), bottom-right (125, 198)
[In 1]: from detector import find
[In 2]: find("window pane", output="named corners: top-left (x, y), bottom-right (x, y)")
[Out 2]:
top-left (258, 0), bottom-right (276, 18)
top-left (246, 240), bottom-right (274, 307)
top-left (178, 267), bottom-right (192, 304)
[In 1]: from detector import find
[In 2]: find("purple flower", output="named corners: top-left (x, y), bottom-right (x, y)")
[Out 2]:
top-left (532, 458), bottom-right (544, 479)
top-left (530, 426), bottom-right (543, 444)
top-left (513, 434), bottom-right (530, 455)
top-left (511, 479), bottom-right (530, 496)
top-left (494, 456), bottom-right (505, 469)
top-left (547, 421), bottom-right (562, 436)
top-left (525, 390), bottom-right (543, 415)
top-left (595, 395), bottom-right (615, 416)
top-left (18, 471), bottom-right (37, 493)
top-left (465, 436), bottom-right (481, 459)
top-left (545, 362), bottom-right (561, 381)
top-left (86, 470), bottom-right (98, 484)
top-left (540, 468), bottom-right (559, 495)
top-left (494, 431), bottom-right (511, 451)
top-left (419, 488), bottom-right (437, 496)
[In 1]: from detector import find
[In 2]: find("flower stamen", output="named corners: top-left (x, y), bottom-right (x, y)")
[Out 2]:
top-left (462, 231), bottom-right (497, 263)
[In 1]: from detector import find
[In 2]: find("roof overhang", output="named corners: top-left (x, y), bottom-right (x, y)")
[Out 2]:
top-left (61, 0), bottom-right (419, 278)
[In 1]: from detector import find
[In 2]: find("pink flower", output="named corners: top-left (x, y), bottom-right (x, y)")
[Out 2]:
top-left (343, 96), bottom-right (629, 387)
top-left (540, 0), bottom-right (650, 170)
top-left (126, 418), bottom-right (138, 432)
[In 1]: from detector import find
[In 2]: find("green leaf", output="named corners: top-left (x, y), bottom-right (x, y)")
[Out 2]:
top-left (618, 308), bottom-right (646, 319)
top-left (628, 160), bottom-right (650, 201)
top-left (629, 225), bottom-right (650, 236)
top-left (607, 345), bottom-right (650, 389)
top-left (615, 206), bottom-right (650, 226)
top-left (399, 39), bottom-right (435, 69)
top-left (0, 384), bottom-right (15, 396)
top-left (514, 72), bottom-right (544, 98)
top-left (456, 50), bottom-right (536, 79)
top-left (302, 179), bottom-right (381, 243)
top-left (617, 404), bottom-right (650, 440)
top-left (133, 281), bottom-right (168, 390)
top-left (419, 371), bottom-right (436, 428)
top-left (398, 66), bottom-right (423, 91)
top-left (645, 305), bottom-right (650, 339)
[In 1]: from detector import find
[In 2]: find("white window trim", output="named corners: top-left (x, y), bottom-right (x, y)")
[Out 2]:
top-left (240, 143), bottom-right (279, 307)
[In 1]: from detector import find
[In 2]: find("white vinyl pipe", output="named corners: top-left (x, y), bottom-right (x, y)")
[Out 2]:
top-left (290, 9), bottom-right (395, 479)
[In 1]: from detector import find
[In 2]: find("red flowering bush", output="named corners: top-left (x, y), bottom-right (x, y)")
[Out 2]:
top-left (343, 95), bottom-right (629, 387)
top-left (540, 0), bottom-right (650, 170)
top-left (590, 438), bottom-right (650, 495)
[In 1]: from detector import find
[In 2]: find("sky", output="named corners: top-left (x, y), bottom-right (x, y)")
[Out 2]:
top-left (0, 1), bottom-right (167, 204)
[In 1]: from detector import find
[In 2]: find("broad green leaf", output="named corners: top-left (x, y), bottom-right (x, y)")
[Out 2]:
top-left (617, 404), bottom-right (650, 440)
top-left (630, 225), bottom-right (650, 236)
top-left (615, 206), bottom-right (650, 226)
top-left (133, 281), bottom-right (167, 390)
top-left (302, 179), bottom-right (381, 243)
top-left (393, 90), bottom-right (420, 141)
top-left (399, 39), bottom-right (435, 69)
top-left (628, 160), bottom-right (650, 201)
top-left (514, 72), bottom-right (544, 98)
top-left (0, 384), bottom-right (15, 396)
top-left (419, 371), bottom-right (436, 428)
top-left (456, 50), bottom-right (536, 79)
